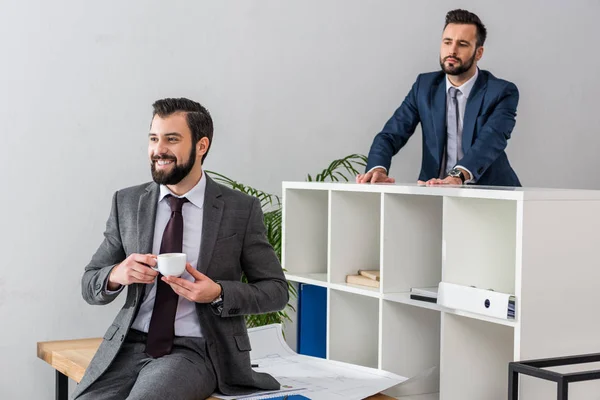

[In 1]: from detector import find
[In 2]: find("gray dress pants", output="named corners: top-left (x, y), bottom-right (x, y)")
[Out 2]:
top-left (74, 329), bottom-right (217, 400)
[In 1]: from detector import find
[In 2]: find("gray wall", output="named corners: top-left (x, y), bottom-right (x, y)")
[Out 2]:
top-left (1, 0), bottom-right (598, 398)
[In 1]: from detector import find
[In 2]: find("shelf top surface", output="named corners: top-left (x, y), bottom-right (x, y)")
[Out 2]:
top-left (282, 181), bottom-right (600, 201)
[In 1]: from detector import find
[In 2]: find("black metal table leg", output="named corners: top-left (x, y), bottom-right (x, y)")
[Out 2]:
top-left (557, 378), bottom-right (568, 400)
top-left (56, 370), bottom-right (68, 400)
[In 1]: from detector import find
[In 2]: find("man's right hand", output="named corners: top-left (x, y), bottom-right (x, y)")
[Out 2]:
top-left (107, 253), bottom-right (159, 291)
top-left (356, 168), bottom-right (396, 184)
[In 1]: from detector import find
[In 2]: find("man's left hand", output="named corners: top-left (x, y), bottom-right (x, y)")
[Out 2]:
top-left (162, 263), bottom-right (222, 303)
top-left (418, 176), bottom-right (462, 185)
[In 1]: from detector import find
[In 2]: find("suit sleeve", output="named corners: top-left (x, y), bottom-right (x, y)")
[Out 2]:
top-left (217, 198), bottom-right (289, 317)
top-left (81, 191), bottom-right (127, 305)
top-left (458, 82), bottom-right (519, 181)
top-left (365, 75), bottom-right (422, 172)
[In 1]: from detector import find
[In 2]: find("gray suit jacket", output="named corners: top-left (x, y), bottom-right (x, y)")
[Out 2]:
top-left (72, 175), bottom-right (289, 398)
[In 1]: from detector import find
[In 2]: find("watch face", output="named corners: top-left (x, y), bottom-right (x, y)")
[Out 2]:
top-left (449, 169), bottom-right (460, 176)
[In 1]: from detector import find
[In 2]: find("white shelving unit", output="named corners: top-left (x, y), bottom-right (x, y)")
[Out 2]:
top-left (282, 182), bottom-right (600, 399)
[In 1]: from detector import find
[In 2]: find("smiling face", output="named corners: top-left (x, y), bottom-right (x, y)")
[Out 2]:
top-left (148, 112), bottom-right (199, 186)
top-left (439, 23), bottom-right (483, 76)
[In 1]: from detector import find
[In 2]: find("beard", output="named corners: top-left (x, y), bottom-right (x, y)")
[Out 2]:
top-left (150, 145), bottom-right (197, 185)
top-left (440, 50), bottom-right (477, 76)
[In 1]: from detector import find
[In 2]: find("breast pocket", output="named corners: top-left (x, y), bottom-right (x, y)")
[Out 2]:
top-left (216, 233), bottom-right (238, 243)
top-left (210, 233), bottom-right (242, 271)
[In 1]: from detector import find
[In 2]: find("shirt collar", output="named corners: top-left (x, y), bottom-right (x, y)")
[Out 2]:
top-left (158, 172), bottom-right (206, 209)
top-left (445, 67), bottom-right (479, 99)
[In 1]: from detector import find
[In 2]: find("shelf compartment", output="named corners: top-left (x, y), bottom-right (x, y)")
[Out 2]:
top-left (382, 194), bottom-right (443, 293)
top-left (440, 313), bottom-right (514, 399)
top-left (329, 191), bottom-right (381, 286)
top-left (283, 188), bottom-right (329, 279)
top-left (328, 289), bottom-right (379, 369)
top-left (442, 197), bottom-right (517, 295)
top-left (381, 300), bottom-right (440, 397)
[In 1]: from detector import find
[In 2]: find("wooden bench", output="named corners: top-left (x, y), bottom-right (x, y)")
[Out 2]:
top-left (37, 338), bottom-right (394, 400)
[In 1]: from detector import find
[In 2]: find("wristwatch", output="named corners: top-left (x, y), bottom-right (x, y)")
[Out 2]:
top-left (211, 282), bottom-right (224, 314)
top-left (447, 168), bottom-right (466, 184)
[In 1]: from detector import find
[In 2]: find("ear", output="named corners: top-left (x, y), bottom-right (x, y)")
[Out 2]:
top-left (197, 137), bottom-right (210, 160)
top-left (475, 46), bottom-right (484, 61)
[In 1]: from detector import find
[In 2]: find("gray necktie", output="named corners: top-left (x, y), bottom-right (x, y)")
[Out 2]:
top-left (445, 87), bottom-right (461, 175)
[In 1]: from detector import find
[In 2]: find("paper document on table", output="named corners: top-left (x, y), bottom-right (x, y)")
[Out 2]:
top-left (211, 324), bottom-right (407, 400)
top-left (383, 365), bottom-right (439, 397)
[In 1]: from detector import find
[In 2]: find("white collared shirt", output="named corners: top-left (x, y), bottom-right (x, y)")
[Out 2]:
top-left (130, 174), bottom-right (207, 337)
top-left (445, 68), bottom-right (478, 182)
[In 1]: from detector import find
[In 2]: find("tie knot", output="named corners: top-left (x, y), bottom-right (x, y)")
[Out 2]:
top-left (166, 195), bottom-right (189, 213)
top-left (449, 87), bottom-right (460, 99)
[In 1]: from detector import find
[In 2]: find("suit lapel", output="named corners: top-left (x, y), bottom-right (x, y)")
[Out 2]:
top-left (198, 174), bottom-right (224, 275)
top-left (462, 72), bottom-right (487, 153)
top-left (136, 182), bottom-right (159, 301)
top-left (430, 77), bottom-right (447, 166)
top-left (137, 183), bottom-right (159, 254)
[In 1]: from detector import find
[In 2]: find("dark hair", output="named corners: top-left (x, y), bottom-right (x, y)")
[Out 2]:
top-left (444, 9), bottom-right (487, 47)
top-left (152, 98), bottom-right (214, 162)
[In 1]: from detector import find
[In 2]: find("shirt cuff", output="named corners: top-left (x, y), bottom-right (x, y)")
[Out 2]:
top-left (455, 165), bottom-right (475, 184)
top-left (104, 276), bottom-right (124, 295)
top-left (368, 166), bottom-right (387, 174)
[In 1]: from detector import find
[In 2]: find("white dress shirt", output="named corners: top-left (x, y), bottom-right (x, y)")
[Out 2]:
top-left (129, 174), bottom-right (207, 337)
top-left (446, 68), bottom-right (478, 182)
top-left (369, 69), bottom-right (479, 183)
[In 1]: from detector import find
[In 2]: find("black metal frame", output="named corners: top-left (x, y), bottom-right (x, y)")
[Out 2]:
top-left (509, 352), bottom-right (600, 400)
top-left (56, 370), bottom-right (68, 400)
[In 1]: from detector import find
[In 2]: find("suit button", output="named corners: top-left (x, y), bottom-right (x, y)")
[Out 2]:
top-left (95, 284), bottom-right (101, 290)
top-left (120, 335), bottom-right (124, 341)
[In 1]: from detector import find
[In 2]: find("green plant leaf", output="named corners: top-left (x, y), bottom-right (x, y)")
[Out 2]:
top-left (205, 152), bottom-right (366, 331)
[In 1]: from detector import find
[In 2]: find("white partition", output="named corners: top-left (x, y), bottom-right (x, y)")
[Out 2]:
top-left (282, 182), bottom-right (600, 399)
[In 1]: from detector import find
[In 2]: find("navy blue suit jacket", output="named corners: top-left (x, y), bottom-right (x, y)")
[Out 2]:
top-left (366, 70), bottom-right (521, 186)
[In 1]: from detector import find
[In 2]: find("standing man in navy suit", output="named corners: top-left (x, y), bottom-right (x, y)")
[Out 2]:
top-left (357, 9), bottom-right (521, 187)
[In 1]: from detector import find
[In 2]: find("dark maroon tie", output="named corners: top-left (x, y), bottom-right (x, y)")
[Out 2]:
top-left (146, 195), bottom-right (189, 357)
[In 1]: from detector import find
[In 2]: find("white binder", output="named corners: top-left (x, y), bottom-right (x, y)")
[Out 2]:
top-left (437, 282), bottom-right (516, 320)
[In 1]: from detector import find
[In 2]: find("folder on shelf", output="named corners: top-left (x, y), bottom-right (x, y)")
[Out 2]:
top-left (409, 286), bottom-right (438, 303)
top-left (437, 282), bottom-right (516, 320)
top-left (297, 284), bottom-right (326, 359)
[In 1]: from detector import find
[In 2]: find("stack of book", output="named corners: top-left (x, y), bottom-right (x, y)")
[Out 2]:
top-left (345, 269), bottom-right (380, 288)
top-left (508, 297), bottom-right (515, 319)
top-left (409, 286), bottom-right (438, 303)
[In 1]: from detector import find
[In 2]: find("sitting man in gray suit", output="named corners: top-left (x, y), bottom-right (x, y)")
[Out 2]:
top-left (73, 98), bottom-right (289, 399)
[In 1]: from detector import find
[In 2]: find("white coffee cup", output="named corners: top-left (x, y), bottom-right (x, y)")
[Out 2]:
top-left (152, 253), bottom-right (187, 277)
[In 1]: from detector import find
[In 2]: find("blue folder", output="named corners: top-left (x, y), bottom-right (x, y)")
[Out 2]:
top-left (297, 284), bottom-right (326, 358)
